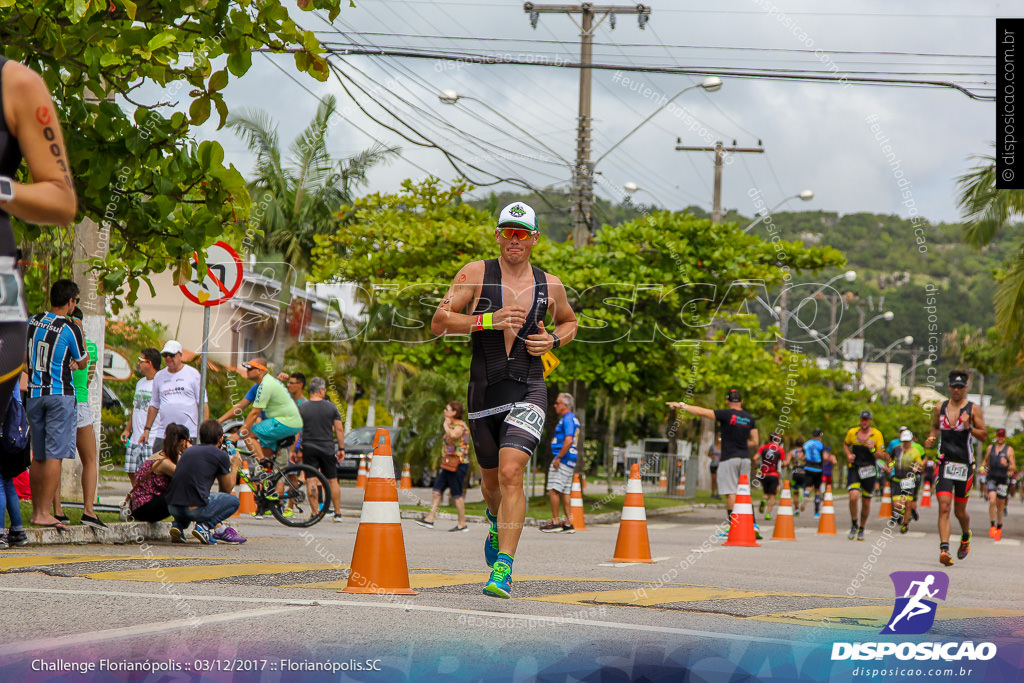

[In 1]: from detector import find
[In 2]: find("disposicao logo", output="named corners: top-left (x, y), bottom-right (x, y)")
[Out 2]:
top-left (831, 571), bottom-right (997, 662)
top-left (882, 571), bottom-right (948, 635)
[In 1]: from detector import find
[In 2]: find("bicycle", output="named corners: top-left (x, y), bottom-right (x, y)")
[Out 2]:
top-left (230, 438), bottom-right (331, 528)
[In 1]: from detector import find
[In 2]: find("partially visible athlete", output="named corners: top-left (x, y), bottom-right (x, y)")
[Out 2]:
top-left (888, 429), bottom-right (924, 534)
top-left (0, 58), bottom-right (77, 417)
top-left (431, 202), bottom-right (577, 599)
top-left (754, 433), bottom-right (785, 520)
top-left (844, 410), bottom-right (885, 541)
top-left (802, 429), bottom-right (825, 516)
top-left (982, 428), bottom-right (1016, 541)
top-left (925, 370), bottom-right (987, 567)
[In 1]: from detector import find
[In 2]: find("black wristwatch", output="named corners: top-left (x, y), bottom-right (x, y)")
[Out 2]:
top-left (551, 332), bottom-right (560, 349)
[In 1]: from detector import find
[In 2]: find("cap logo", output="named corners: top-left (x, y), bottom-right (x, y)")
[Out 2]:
top-left (509, 205), bottom-right (526, 218)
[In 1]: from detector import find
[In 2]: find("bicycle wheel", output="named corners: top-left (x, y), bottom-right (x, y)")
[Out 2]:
top-left (267, 464), bottom-right (331, 527)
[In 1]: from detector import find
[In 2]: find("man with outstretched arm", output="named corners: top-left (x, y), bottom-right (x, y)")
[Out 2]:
top-left (431, 202), bottom-right (578, 599)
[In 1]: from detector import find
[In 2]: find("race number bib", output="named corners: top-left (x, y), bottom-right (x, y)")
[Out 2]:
top-left (505, 402), bottom-right (545, 440)
top-left (944, 461), bottom-right (969, 482)
top-left (900, 476), bottom-right (916, 491)
top-left (858, 465), bottom-right (876, 480)
top-left (997, 484), bottom-right (1009, 497)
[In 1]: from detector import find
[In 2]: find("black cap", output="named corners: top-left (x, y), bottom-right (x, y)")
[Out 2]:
top-left (726, 388), bottom-right (742, 403)
top-left (812, 428), bottom-right (823, 437)
top-left (949, 370), bottom-right (968, 387)
top-left (860, 410), bottom-right (872, 420)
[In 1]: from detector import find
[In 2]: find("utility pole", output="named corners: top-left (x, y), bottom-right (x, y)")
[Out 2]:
top-left (675, 140), bottom-right (764, 222)
top-left (906, 347), bottom-right (921, 404)
top-left (525, 2), bottom-right (652, 248)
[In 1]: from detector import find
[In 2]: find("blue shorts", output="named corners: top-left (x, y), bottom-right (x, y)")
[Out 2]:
top-left (434, 463), bottom-right (469, 498)
top-left (252, 418), bottom-right (301, 450)
top-left (27, 394), bottom-right (78, 461)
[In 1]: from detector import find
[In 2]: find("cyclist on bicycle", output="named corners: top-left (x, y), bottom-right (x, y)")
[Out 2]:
top-left (231, 358), bottom-right (302, 459)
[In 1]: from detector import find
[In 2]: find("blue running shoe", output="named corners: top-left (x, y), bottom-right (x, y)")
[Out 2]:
top-left (483, 559), bottom-right (513, 599)
top-left (484, 509), bottom-right (499, 568)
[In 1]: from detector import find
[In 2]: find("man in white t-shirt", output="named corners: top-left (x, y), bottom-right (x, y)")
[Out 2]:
top-left (121, 347), bottom-right (160, 485)
top-left (141, 340), bottom-right (209, 451)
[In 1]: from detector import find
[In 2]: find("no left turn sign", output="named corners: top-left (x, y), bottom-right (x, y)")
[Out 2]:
top-left (179, 241), bottom-right (243, 307)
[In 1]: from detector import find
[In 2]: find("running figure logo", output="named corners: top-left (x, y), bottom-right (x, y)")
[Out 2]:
top-left (881, 571), bottom-right (949, 635)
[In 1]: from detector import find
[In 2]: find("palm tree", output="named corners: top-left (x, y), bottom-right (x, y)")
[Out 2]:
top-left (228, 95), bottom-right (399, 370)
top-left (956, 153), bottom-right (1024, 345)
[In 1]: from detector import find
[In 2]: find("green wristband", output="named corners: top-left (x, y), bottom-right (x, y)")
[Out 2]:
top-left (482, 312), bottom-right (494, 329)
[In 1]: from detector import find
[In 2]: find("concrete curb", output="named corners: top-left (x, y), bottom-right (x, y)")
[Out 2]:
top-left (16, 521), bottom-right (172, 546)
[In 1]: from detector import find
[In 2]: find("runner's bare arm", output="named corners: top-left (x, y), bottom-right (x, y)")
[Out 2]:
top-left (525, 274), bottom-right (578, 356)
top-left (968, 404), bottom-right (987, 442)
top-left (0, 63), bottom-right (76, 225)
top-left (431, 262), bottom-right (495, 336)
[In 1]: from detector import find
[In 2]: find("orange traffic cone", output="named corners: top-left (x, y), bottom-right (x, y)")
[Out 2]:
top-left (356, 455), bottom-right (367, 489)
top-left (676, 461), bottom-right (686, 497)
top-left (817, 484), bottom-right (837, 535)
top-left (399, 463), bottom-right (412, 490)
top-left (876, 482), bottom-right (893, 518)
top-left (724, 473), bottom-right (760, 547)
top-left (342, 429), bottom-right (417, 595)
top-left (920, 480), bottom-right (932, 508)
top-left (771, 480), bottom-right (797, 541)
top-left (611, 464), bottom-right (653, 562)
top-left (233, 461), bottom-right (257, 517)
top-left (658, 469), bottom-right (668, 490)
top-left (570, 474), bottom-right (586, 530)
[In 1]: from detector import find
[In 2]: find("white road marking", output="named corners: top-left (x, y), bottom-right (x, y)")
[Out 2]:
top-left (0, 606), bottom-right (310, 656)
top-left (0, 585), bottom-right (810, 648)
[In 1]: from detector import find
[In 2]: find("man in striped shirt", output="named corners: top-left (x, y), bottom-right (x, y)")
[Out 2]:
top-left (26, 279), bottom-right (87, 530)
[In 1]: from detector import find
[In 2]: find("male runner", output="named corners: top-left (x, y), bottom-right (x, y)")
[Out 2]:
top-left (925, 370), bottom-right (987, 566)
top-left (844, 410), bottom-right (885, 541)
top-left (754, 433), bottom-right (785, 520)
top-left (888, 429), bottom-right (924, 534)
top-left (803, 429), bottom-right (825, 516)
top-left (431, 202), bottom-right (577, 599)
top-left (982, 428), bottom-right (1015, 541)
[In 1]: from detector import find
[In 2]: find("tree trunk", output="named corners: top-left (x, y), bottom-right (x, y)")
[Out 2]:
top-left (604, 401), bottom-right (619, 494)
top-left (366, 385), bottom-right (377, 427)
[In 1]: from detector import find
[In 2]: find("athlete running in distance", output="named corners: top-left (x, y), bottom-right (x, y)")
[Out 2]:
top-left (982, 428), bottom-right (1016, 541)
top-left (926, 370), bottom-right (986, 567)
top-left (431, 202), bottom-right (578, 599)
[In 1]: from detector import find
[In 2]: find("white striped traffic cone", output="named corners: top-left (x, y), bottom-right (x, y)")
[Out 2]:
top-left (611, 464), bottom-right (653, 562)
top-left (570, 474), bottom-right (586, 530)
top-left (817, 484), bottom-right (837, 535)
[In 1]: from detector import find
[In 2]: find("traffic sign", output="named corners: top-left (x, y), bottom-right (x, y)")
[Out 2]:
top-left (179, 241), bottom-right (243, 307)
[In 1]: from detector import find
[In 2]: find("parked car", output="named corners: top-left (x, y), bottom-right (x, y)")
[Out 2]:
top-left (339, 426), bottom-right (402, 480)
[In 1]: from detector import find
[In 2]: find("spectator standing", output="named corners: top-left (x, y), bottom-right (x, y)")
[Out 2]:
top-left (709, 435), bottom-right (722, 499)
top-left (165, 419), bottom-right (245, 544)
top-left (0, 389), bottom-right (30, 547)
top-left (417, 401), bottom-right (473, 532)
top-left (298, 377), bottom-right (345, 523)
top-left (141, 340), bottom-right (208, 451)
top-left (65, 306), bottom-right (104, 529)
top-left (669, 388), bottom-right (759, 536)
top-left (129, 423), bottom-right (188, 524)
top-left (539, 393), bottom-right (580, 533)
top-left (122, 348), bottom-right (160, 485)
top-left (26, 279), bottom-right (87, 531)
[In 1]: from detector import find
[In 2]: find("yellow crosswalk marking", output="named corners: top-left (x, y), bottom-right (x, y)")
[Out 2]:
top-left (752, 606), bottom-right (1024, 631)
top-left (0, 555), bottom-right (178, 571)
top-left (525, 586), bottom-right (875, 607)
top-left (85, 563), bottom-right (339, 583)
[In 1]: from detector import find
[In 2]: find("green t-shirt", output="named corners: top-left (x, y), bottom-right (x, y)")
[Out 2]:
top-left (252, 374), bottom-right (302, 429)
top-left (72, 339), bottom-right (98, 404)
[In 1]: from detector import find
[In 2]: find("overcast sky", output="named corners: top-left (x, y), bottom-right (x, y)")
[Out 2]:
top-left (194, 0), bottom-right (1000, 226)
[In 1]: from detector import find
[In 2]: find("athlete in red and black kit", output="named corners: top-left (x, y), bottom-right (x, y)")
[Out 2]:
top-left (755, 433), bottom-right (785, 520)
top-left (0, 57), bottom-right (77, 416)
top-left (431, 202), bottom-right (577, 599)
top-left (925, 370), bottom-right (987, 567)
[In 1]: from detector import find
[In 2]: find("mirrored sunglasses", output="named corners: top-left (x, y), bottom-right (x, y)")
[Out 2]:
top-left (499, 227), bottom-right (536, 240)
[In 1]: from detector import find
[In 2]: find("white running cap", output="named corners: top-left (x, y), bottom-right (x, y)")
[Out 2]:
top-left (497, 202), bottom-right (538, 231)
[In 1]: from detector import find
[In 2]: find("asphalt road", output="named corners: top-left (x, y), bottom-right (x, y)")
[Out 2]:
top-left (0, 492), bottom-right (1021, 682)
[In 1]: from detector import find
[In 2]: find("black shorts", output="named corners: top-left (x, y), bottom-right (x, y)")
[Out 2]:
top-left (434, 463), bottom-right (469, 498)
top-left (468, 379), bottom-right (546, 469)
top-left (848, 463), bottom-right (878, 498)
top-left (762, 475), bottom-right (779, 496)
top-left (302, 447), bottom-right (338, 479)
top-left (804, 470), bottom-right (823, 490)
top-left (790, 472), bottom-right (805, 489)
top-left (892, 472), bottom-right (921, 500)
top-left (934, 458), bottom-right (974, 502)
top-left (986, 476), bottom-right (1009, 500)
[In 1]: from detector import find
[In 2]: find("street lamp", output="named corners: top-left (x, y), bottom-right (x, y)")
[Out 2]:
top-left (742, 189), bottom-right (814, 233)
top-left (595, 76), bottom-right (722, 165)
top-left (439, 89), bottom-right (571, 167)
top-left (623, 182), bottom-right (663, 207)
top-left (874, 335), bottom-right (913, 402)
